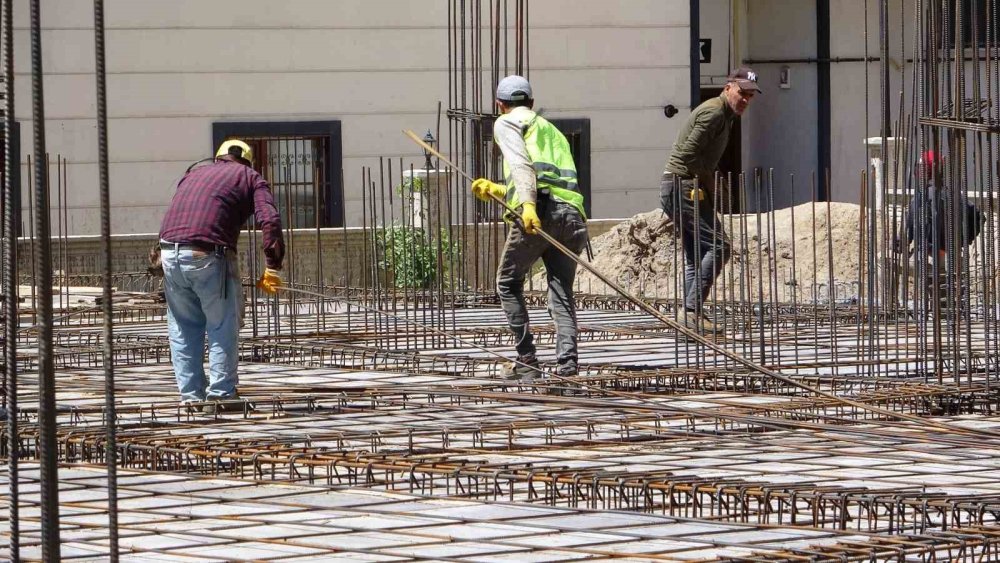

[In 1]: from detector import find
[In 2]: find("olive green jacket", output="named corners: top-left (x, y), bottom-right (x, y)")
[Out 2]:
top-left (664, 94), bottom-right (736, 186)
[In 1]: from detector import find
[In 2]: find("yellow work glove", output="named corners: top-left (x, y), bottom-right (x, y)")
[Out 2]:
top-left (471, 178), bottom-right (506, 202)
top-left (520, 202), bottom-right (541, 235)
top-left (256, 268), bottom-right (283, 295)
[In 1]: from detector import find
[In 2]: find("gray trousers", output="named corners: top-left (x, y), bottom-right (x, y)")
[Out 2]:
top-left (660, 173), bottom-right (732, 313)
top-left (907, 251), bottom-right (966, 305)
top-left (496, 201), bottom-right (588, 365)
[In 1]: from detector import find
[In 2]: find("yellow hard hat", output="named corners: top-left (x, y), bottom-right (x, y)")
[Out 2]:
top-left (216, 139), bottom-right (253, 164)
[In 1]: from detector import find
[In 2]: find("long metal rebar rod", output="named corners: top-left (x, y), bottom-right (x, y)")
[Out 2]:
top-left (29, 0), bottom-right (60, 558)
top-left (1, 0), bottom-right (16, 557)
top-left (874, 0), bottom-right (889, 375)
top-left (93, 0), bottom-right (119, 559)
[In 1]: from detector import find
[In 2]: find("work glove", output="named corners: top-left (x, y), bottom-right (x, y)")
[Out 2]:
top-left (471, 178), bottom-right (506, 202)
top-left (520, 202), bottom-right (542, 235)
top-left (256, 268), bottom-right (283, 295)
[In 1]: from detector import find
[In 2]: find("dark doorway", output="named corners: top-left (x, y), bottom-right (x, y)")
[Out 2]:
top-left (549, 118), bottom-right (591, 218)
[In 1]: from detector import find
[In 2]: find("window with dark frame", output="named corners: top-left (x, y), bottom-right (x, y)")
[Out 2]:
top-left (212, 121), bottom-right (343, 228)
top-left (942, 0), bottom-right (997, 48)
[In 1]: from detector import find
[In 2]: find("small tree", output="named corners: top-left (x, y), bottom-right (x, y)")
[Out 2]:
top-left (375, 226), bottom-right (461, 289)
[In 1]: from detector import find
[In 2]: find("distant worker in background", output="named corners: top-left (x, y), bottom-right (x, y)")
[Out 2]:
top-left (660, 67), bottom-right (760, 333)
top-left (158, 140), bottom-right (285, 413)
top-left (471, 75), bottom-right (589, 381)
top-left (896, 150), bottom-right (985, 304)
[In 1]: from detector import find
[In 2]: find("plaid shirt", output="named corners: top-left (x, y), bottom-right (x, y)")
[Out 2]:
top-left (159, 157), bottom-right (285, 269)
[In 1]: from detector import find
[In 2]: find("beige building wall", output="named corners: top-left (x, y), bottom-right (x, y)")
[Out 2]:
top-left (828, 0), bottom-right (912, 204)
top-left (12, 0), bottom-right (690, 235)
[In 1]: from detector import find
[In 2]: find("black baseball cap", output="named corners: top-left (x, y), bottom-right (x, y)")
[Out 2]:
top-left (727, 66), bottom-right (762, 93)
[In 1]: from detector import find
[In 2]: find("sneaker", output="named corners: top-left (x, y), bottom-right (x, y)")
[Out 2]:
top-left (201, 395), bottom-right (255, 415)
top-left (502, 355), bottom-right (541, 382)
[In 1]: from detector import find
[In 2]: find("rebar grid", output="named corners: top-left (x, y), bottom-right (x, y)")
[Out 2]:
top-left (12, 298), bottom-right (1000, 382)
top-left (3, 463), bottom-right (1000, 562)
top-left (5, 0), bottom-right (1000, 557)
top-left (3, 352), bottom-right (1000, 535)
top-left (10, 279), bottom-right (1000, 541)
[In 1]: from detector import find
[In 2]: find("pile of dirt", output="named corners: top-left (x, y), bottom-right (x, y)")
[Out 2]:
top-left (538, 202), bottom-right (870, 301)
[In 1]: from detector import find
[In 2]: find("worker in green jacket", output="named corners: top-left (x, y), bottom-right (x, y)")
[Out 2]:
top-left (471, 75), bottom-right (589, 381)
top-left (661, 67), bottom-right (760, 333)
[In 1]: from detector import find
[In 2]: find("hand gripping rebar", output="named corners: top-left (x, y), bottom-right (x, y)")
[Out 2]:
top-left (402, 129), bottom-right (1000, 441)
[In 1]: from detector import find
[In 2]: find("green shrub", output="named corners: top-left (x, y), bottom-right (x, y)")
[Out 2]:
top-left (375, 226), bottom-right (461, 289)
top-left (395, 176), bottom-right (424, 196)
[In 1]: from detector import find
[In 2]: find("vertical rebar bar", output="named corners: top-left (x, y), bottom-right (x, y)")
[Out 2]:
top-left (754, 172), bottom-right (766, 363)
top-left (285, 142), bottom-right (296, 338)
top-left (875, 0), bottom-right (891, 368)
top-left (54, 155), bottom-right (62, 312)
top-left (789, 174), bottom-right (799, 365)
top-left (29, 0), bottom-right (61, 557)
top-left (61, 154), bottom-right (68, 312)
top-left (26, 154), bottom-right (35, 325)
top-left (92, 1), bottom-right (119, 558)
top-left (314, 145), bottom-right (324, 331)
top-left (1, 0), bottom-right (17, 557)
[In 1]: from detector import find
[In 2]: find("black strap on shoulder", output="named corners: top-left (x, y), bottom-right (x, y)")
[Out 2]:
top-left (171, 157), bottom-right (217, 191)
top-left (185, 157), bottom-right (216, 175)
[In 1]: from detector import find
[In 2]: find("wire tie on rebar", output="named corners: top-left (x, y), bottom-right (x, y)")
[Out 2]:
top-left (288, 453), bottom-right (306, 479)
top-left (250, 452), bottom-right (265, 479)
top-left (212, 450), bottom-right (225, 474)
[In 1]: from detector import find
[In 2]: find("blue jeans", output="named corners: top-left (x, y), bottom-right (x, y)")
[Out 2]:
top-left (161, 244), bottom-right (240, 401)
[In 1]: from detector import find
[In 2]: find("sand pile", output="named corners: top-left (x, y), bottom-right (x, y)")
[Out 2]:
top-left (541, 202), bottom-right (873, 301)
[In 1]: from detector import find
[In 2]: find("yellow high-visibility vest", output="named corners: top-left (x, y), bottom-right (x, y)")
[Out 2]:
top-left (501, 110), bottom-right (587, 220)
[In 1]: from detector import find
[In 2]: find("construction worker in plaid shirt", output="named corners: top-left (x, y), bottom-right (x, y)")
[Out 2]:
top-left (158, 140), bottom-right (284, 413)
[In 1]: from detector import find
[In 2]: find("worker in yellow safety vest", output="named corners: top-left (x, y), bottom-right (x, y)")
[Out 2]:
top-left (471, 75), bottom-right (589, 381)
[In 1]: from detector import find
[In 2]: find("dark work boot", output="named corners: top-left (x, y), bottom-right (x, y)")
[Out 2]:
top-left (553, 360), bottom-right (578, 377)
top-left (502, 355), bottom-right (541, 382)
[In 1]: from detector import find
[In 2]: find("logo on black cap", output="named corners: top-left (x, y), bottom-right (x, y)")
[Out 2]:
top-left (727, 66), bottom-right (762, 93)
